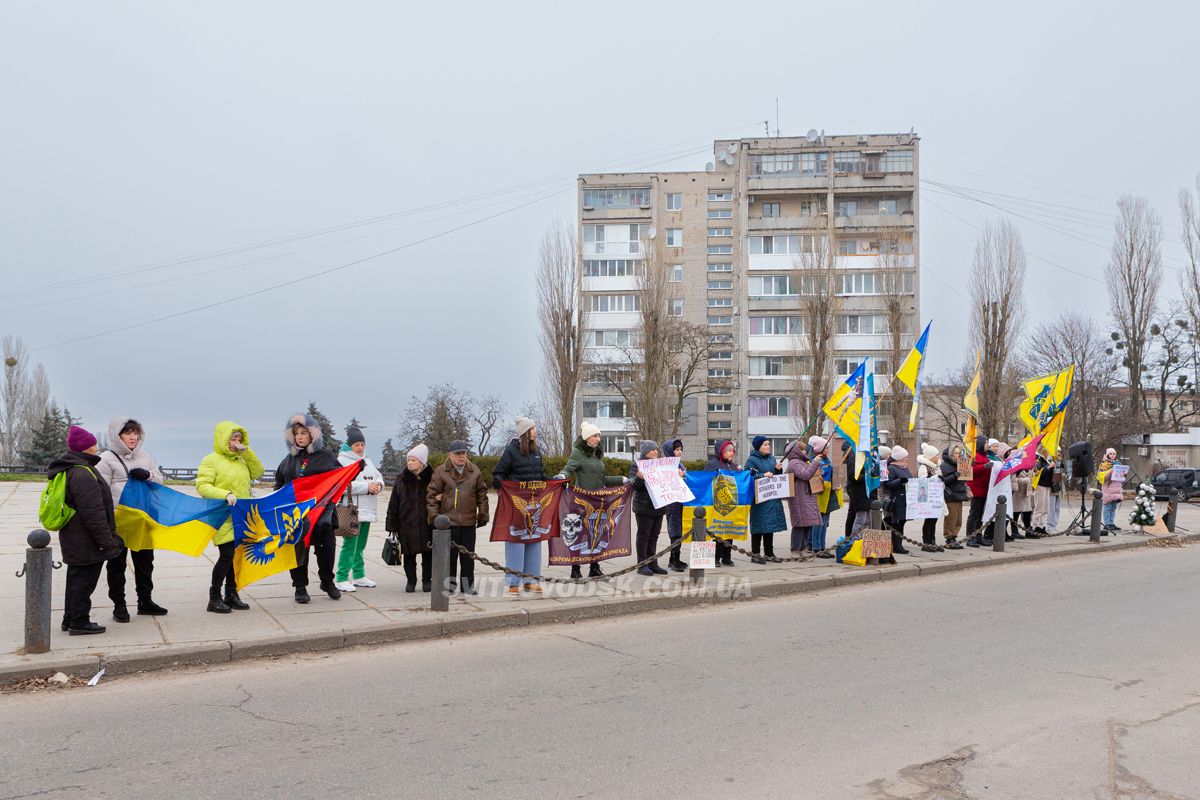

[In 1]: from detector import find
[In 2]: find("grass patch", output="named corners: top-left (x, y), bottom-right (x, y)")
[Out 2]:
top-left (0, 473), bottom-right (45, 482)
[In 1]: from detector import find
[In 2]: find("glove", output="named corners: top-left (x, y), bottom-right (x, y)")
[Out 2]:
top-left (553, 474), bottom-right (566, 480)
top-left (129, 467), bottom-right (151, 481)
top-left (226, 493), bottom-right (238, 506)
top-left (476, 513), bottom-right (489, 528)
top-left (900, 477), bottom-right (909, 485)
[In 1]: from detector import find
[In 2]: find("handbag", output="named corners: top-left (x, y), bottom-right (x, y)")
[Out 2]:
top-left (381, 533), bottom-right (401, 566)
top-left (808, 471), bottom-right (826, 495)
top-left (333, 481), bottom-right (360, 537)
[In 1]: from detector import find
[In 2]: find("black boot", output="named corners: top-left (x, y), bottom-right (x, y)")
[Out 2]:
top-left (207, 587), bottom-right (231, 614)
top-left (570, 565), bottom-right (582, 580)
top-left (294, 587), bottom-right (311, 604)
top-left (891, 532), bottom-right (910, 555)
top-left (137, 599), bottom-right (168, 616)
top-left (112, 602), bottom-right (131, 623)
top-left (966, 535), bottom-right (981, 548)
top-left (223, 588), bottom-right (250, 610)
top-left (588, 563), bottom-right (604, 578)
top-left (320, 581), bottom-right (342, 600)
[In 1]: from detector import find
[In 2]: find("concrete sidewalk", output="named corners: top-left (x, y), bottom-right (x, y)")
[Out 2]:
top-left (1, 480), bottom-right (1194, 684)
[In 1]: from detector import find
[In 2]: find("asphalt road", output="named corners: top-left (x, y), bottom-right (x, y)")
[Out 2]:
top-left (3, 544), bottom-right (1199, 800)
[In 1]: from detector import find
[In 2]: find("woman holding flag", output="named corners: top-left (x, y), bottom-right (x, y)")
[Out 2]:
top-left (705, 440), bottom-right (740, 566)
top-left (276, 414), bottom-right (344, 603)
top-left (492, 417), bottom-right (549, 595)
top-left (195, 421), bottom-right (263, 613)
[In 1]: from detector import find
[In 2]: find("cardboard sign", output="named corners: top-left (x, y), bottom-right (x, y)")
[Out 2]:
top-left (689, 540), bottom-right (717, 569)
top-left (754, 473), bottom-right (794, 503)
top-left (1111, 464), bottom-right (1129, 483)
top-left (956, 455), bottom-right (974, 479)
top-left (861, 529), bottom-right (893, 560)
top-left (636, 457), bottom-right (695, 509)
top-left (906, 477), bottom-right (946, 519)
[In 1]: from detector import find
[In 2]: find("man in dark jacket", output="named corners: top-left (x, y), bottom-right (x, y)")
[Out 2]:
top-left (426, 440), bottom-right (489, 595)
top-left (275, 414), bottom-right (342, 603)
top-left (52, 426), bottom-right (123, 635)
top-left (629, 440), bottom-right (670, 576)
top-left (386, 443), bottom-right (434, 592)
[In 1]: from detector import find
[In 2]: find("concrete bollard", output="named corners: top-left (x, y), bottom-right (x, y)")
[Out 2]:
top-left (689, 507), bottom-right (707, 586)
top-left (1089, 489), bottom-right (1104, 543)
top-left (431, 515), bottom-right (451, 612)
top-left (1164, 489), bottom-right (1178, 533)
top-left (23, 529), bottom-right (54, 654)
top-left (869, 499), bottom-right (883, 532)
top-left (993, 496), bottom-right (1007, 552)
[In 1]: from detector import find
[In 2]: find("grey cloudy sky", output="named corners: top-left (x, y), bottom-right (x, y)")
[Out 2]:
top-left (2, 0), bottom-right (1196, 465)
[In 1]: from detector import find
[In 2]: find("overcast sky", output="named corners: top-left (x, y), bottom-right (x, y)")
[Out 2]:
top-left (2, 1), bottom-right (1196, 465)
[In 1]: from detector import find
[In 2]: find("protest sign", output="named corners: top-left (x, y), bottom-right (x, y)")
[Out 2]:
top-left (905, 477), bottom-right (945, 519)
top-left (754, 473), bottom-right (794, 503)
top-left (860, 529), bottom-right (893, 560)
top-left (689, 540), bottom-right (716, 569)
top-left (1111, 464), bottom-right (1129, 483)
top-left (636, 457), bottom-right (694, 509)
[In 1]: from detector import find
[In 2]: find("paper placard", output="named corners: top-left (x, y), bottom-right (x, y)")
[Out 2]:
top-left (689, 540), bottom-right (717, 569)
top-left (636, 457), bottom-right (695, 509)
top-left (861, 529), bottom-right (893, 560)
top-left (754, 473), bottom-right (795, 503)
top-left (956, 455), bottom-right (973, 479)
top-left (906, 477), bottom-right (946, 519)
top-left (1111, 464), bottom-right (1129, 483)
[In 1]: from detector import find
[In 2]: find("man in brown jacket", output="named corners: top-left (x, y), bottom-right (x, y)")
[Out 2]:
top-left (426, 440), bottom-right (489, 595)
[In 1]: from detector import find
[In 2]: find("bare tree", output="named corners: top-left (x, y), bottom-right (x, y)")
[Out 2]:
top-left (398, 382), bottom-right (473, 453)
top-left (1021, 312), bottom-right (1124, 448)
top-left (536, 219), bottom-right (583, 457)
top-left (920, 368), bottom-right (973, 448)
top-left (879, 237), bottom-right (915, 444)
top-left (1106, 194), bottom-right (1163, 417)
top-left (1179, 175), bottom-right (1200, 333)
top-left (471, 394), bottom-right (507, 455)
top-left (794, 236), bottom-right (841, 432)
top-left (1141, 311), bottom-right (1198, 431)
top-left (1, 336), bottom-right (49, 463)
top-left (968, 220), bottom-right (1027, 440)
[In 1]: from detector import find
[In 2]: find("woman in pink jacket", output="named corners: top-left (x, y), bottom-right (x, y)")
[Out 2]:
top-left (783, 442), bottom-right (821, 555)
top-left (1098, 447), bottom-right (1125, 531)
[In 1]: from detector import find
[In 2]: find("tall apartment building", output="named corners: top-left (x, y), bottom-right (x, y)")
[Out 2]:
top-left (577, 132), bottom-right (920, 458)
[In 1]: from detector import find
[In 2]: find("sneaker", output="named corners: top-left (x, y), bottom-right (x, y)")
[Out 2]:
top-left (816, 551), bottom-right (835, 559)
top-left (321, 582), bottom-right (342, 600)
top-left (670, 560), bottom-right (688, 572)
top-left (750, 555), bottom-right (766, 564)
top-left (334, 580), bottom-right (357, 593)
top-left (507, 586), bottom-right (521, 597)
top-left (68, 622), bottom-right (106, 636)
top-left (721, 558), bottom-right (735, 566)
top-left (294, 588), bottom-right (310, 604)
top-left (137, 600), bottom-right (168, 616)
top-left (523, 583), bottom-right (543, 594)
top-left (404, 581), bottom-right (416, 593)
top-left (421, 581), bottom-right (431, 593)
top-left (946, 540), bottom-right (964, 550)
top-left (649, 564), bottom-right (669, 575)
top-left (352, 577), bottom-right (377, 588)
top-left (637, 566), bottom-right (655, 576)
top-left (112, 604), bottom-right (130, 623)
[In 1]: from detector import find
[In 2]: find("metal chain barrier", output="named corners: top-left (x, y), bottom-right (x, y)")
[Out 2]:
top-left (712, 537), bottom-right (836, 563)
top-left (449, 534), bottom-right (690, 585)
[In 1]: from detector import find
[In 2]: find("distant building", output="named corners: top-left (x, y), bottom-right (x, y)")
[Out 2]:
top-left (577, 132), bottom-right (921, 456)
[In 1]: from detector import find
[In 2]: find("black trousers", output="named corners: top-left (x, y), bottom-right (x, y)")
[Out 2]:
top-left (290, 525), bottom-right (336, 589)
top-left (635, 513), bottom-right (664, 564)
top-left (64, 561), bottom-right (105, 628)
top-left (751, 533), bottom-right (777, 556)
top-left (447, 526), bottom-right (476, 592)
top-left (844, 498), bottom-right (858, 537)
top-left (211, 541), bottom-right (236, 592)
top-left (107, 546), bottom-right (154, 605)
top-left (1012, 510), bottom-right (1032, 535)
top-left (402, 548), bottom-right (432, 585)
top-left (966, 496), bottom-right (988, 538)
top-left (716, 539), bottom-right (732, 563)
top-left (922, 517), bottom-right (938, 545)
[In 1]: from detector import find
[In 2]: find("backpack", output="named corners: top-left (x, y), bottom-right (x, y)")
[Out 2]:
top-left (38, 465), bottom-right (96, 531)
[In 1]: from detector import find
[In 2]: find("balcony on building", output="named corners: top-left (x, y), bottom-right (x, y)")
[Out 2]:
top-left (748, 214), bottom-right (829, 231)
top-left (834, 211), bottom-right (915, 230)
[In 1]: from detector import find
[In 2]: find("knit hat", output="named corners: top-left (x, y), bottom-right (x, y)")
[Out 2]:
top-left (514, 416), bottom-right (535, 439)
top-left (1105, 447), bottom-right (1117, 460)
top-left (808, 435), bottom-right (828, 453)
top-left (346, 426), bottom-right (365, 445)
top-left (986, 438), bottom-right (1000, 451)
top-left (447, 440), bottom-right (470, 454)
top-left (878, 445), bottom-right (892, 462)
top-left (751, 435), bottom-right (770, 451)
top-left (638, 440), bottom-right (660, 459)
top-left (920, 442), bottom-right (939, 462)
top-left (580, 422), bottom-right (601, 440)
top-left (67, 425), bottom-right (97, 452)
top-left (407, 443), bottom-right (429, 466)
top-left (890, 446), bottom-right (909, 462)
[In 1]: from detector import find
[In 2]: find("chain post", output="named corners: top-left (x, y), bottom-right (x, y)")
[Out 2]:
top-left (23, 529), bottom-right (53, 653)
top-left (1089, 489), bottom-right (1104, 543)
top-left (689, 507), bottom-right (706, 586)
top-left (431, 515), bottom-right (451, 612)
top-left (993, 496), bottom-right (1006, 552)
top-left (869, 499), bottom-right (883, 532)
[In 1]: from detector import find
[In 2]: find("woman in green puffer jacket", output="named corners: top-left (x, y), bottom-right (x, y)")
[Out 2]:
top-left (554, 422), bottom-right (627, 579)
top-left (195, 421), bottom-right (264, 614)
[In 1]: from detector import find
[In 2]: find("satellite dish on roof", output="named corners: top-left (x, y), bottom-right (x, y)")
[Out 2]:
top-left (806, 128), bottom-right (819, 142)
top-left (705, 162), bottom-right (715, 171)
top-left (647, 226), bottom-right (657, 239)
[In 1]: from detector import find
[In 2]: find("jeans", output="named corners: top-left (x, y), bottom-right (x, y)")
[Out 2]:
top-left (448, 526), bottom-right (476, 592)
top-left (503, 541), bottom-right (542, 587)
top-left (107, 546), bottom-right (154, 605)
top-left (336, 522), bottom-right (371, 582)
top-left (64, 561), bottom-right (105, 628)
top-left (810, 512), bottom-right (831, 550)
top-left (1103, 500), bottom-right (1119, 527)
top-left (290, 525), bottom-right (337, 589)
top-left (1046, 495), bottom-right (1061, 531)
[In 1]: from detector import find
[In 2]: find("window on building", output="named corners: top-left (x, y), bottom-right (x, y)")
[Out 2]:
top-left (836, 200), bottom-right (858, 217)
top-left (708, 315), bottom-right (733, 326)
top-left (837, 314), bottom-right (888, 334)
top-left (666, 193), bottom-right (682, 211)
top-left (666, 228), bottom-right (683, 247)
top-left (840, 273), bottom-right (876, 295)
top-left (583, 223), bottom-right (648, 255)
top-left (749, 355), bottom-right (809, 377)
top-left (799, 199), bottom-right (825, 216)
top-left (749, 153), bottom-right (800, 176)
top-left (878, 199), bottom-right (898, 215)
top-left (749, 315), bottom-right (804, 335)
top-left (588, 329), bottom-right (640, 347)
top-left (708, 190), bottom-right (732, 202)
top-left (833, 151), bottom-right (866, 173)
top-left (879, 150), bottom-right (913, 173)
top-left (708, 368), bottom-right (733, 379)
top-left (748, 275), bottom-right (797, 297)
top-left (762, 202), bottom-right (781, 218)
top-left (708, 208), bottom-right (732, 219)
top-left (707, 279), bottom-right (733, 290)
top-left (749, 234), bottom-right (820, 255)
top-left (583, 187), bottom-right (651, 209)
top-left (599, 435), bottom-right (630, 454)
top-left (586, 294), bottom-right (641, 313)
top-left (582, 400), bottom-right (628, 418)
top-left (668, 298), bottom-right (684, 317)
top-left (709, 350), bottom-right (733, 361)
top-left (583, 259), bottom-right (645, 277)
top-left (834, 357), bottom-right (892, 377)
top-left (709, 420), bottom-right (733, 430)
top-left (801, 152), bottom-right (827, 176)
top-left (669, 264), bottom-right (683, 283)
top-left (748, 396), bottom-right (793, 417)
top-left (707, 297), bottom-right (733, 308)
top-left (708, 227), bottom-right (732, 237)
top-left (708, 262), bottom-right (733, 272)
top-left (708, 245), bottom-right (733, 255)
top-left (708, 402), bottom-right (733, 413)
top-left (709, 386), bottom-right (733, 396)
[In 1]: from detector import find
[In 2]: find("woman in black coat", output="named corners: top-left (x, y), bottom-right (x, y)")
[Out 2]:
top-left (386, 443), bottom-right (434, 592)
top-left (491, 417), bottom-right (548, 596)
top-left (881, 447), bottom-right (912, 554)
top-left (629, 440), bottom-right (669, 576)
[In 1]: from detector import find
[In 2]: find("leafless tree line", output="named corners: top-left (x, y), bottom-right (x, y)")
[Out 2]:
top-left (0, 336), bottom-right (51, 463)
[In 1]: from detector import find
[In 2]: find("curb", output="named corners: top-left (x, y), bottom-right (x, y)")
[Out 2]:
top-left (4, 532), bottom-right (1195, 685)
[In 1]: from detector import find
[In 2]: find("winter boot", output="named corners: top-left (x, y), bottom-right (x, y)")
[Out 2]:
top-left (570, 565), bottom-right (582, 580)
top-left (223, 588), bottom-right (250, 611)
top-left (891, 531), bottom-right (910, 555)
top-left (112, 602), bottom-right (131, 623)
top-left (207, 587), bottom-right (231, 614)
top-left (588, 563), bottom-right (604, 578)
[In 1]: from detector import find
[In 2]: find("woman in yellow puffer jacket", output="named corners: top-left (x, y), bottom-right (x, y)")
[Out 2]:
top-left (195, 421), bottom-right (264, 614)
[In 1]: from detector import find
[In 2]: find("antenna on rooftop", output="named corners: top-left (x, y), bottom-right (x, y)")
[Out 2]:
top-left (775, 97), bottom-right (780, 138)
top-left (763, 119), bottom-right (769, 136)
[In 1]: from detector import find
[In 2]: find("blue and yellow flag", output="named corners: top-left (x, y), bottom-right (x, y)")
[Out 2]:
top-left (821, 359), bottom-right (867, 447)
top-left (1018, 365), bottom-right (1074, 457)
top-left (115, 480), bottom-right (231, 557)
top-left (895, 320), bottom-right (932, 432)
top-left (681, 470), bottom-right (754, 540)
top-left (854, 364), bottom-right (881, 497)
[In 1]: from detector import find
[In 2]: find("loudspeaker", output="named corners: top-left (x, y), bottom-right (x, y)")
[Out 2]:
top-left (1068, 441), bottom-right (1094, 479)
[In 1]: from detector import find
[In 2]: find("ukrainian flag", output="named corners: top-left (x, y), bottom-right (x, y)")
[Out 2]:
top-left (896, 320), bottom-right (931, 432)
top-left (1018, 365), bottom-right (1074, 456)
top-left (116, 480), bottom-right (231, 557)
top-left (821, 359), bottom-right (868, 447)
top-left (681, 470), bottom-right (754, 540)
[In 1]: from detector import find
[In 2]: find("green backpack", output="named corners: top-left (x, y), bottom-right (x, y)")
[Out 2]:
top-left (38, 465), bottom-right (96, 531)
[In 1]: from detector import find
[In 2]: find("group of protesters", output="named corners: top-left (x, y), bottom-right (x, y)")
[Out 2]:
top-left (47, 410), bottom-right (1127, 634)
